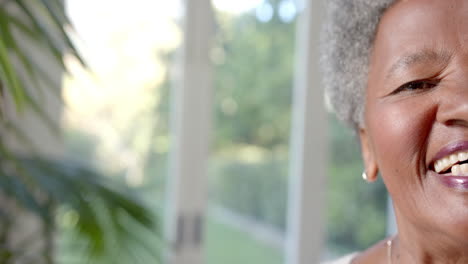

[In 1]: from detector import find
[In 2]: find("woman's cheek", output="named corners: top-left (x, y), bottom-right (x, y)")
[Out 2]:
top-left (368, 100), bottom-right (433, 187)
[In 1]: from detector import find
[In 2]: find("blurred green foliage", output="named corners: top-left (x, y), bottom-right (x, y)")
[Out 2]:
top-left (213, 7), bottom-right (295, 150)
top-left (209, 4), bottom-right (388, 256)
top-left (206, 217), bottom-right (283, 264)
top-left (22, 1), bottom-right (389, 262)
top-left (210, 155), bottom-right (288, 230)
top-left (326, 117), bottom-right (387, 254)
top-left (55, 0), bottom-right (387, 258)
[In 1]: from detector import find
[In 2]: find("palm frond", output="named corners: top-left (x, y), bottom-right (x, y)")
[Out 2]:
top-left (0, 0), bottom-right (162, 263)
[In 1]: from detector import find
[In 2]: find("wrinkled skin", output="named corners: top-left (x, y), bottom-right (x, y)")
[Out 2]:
top-left (357, 0), bottom-right (468, 263)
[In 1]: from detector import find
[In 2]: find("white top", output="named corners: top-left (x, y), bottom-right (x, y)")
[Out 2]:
top-left (323, 252), bottom-right (359, 264)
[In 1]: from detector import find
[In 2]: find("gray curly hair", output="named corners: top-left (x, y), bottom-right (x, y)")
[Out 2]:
top-left (321, 0), bottom-right (396, 130)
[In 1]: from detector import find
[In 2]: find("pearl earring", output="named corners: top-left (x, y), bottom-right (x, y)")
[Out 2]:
top-left (362, 171), bottom-right (368, 181)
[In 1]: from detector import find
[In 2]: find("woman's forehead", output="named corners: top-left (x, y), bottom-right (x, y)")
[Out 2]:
top-left (377, 0), bottom-right (468, 49)
top-left (370, 0), bottom-right (468, 81)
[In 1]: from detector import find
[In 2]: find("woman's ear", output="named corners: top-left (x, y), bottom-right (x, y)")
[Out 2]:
top-left (359, 128), bottom-right (378, 182)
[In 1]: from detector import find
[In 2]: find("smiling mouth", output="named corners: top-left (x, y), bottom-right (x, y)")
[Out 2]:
top-left (429, 142), bottom-right (468, 190)
top-left (434, 151), bottom-right (468, 175)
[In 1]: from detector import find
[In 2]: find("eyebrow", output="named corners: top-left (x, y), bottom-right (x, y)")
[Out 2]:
top-left (386, 49), bottom-right (451, 80)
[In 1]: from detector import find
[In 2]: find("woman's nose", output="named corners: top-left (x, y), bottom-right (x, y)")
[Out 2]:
top-left (436, 83), bottom-right (468, 127)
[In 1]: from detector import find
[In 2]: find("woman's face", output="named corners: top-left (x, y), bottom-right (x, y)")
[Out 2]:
top-left (362, 0), bottom-right (468, 244)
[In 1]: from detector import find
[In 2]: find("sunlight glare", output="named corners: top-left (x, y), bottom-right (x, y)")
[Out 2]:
top-left (212, 0), bottom-right (263, 14)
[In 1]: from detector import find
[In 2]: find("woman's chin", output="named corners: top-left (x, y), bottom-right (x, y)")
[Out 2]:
top-left (420, 170), bottom-right (468, 241)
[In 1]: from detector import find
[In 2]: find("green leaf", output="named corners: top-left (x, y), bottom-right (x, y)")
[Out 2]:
top-left (0, 21), bottom-right (26, 110)
top-left (6, 13), bottom-right (42, 40)
top-left (0, 8), bottom-right (46, 99)
top-left (0, 168), bottom-right (49, 221)
top-left (5, 155), bottom-right (161, 261)
top-left (14, 0), bottom-right (67, 69)
top-left (37, 0), bottom-right (78, 54)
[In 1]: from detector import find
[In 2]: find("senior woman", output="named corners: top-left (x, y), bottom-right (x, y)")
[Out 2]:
top-left (323, 0), bottom-right (468, 263)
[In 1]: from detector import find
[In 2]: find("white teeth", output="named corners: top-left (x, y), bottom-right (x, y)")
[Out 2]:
top-left (452, 164), bottom-right (461, 175)
top-left (434, 151), bottom-right (468, 173)
top-left (450, 154), bottom-right (458, 164)
top-left (459, 152), bottom-right (468, 161)
top-left (443, 157), bottom-right (450, 169)
top-left (453, 164), bottom-right (468, 176)
top-left (442, 158), bottom-right (450, 171)
top-left (462, 164), bottom-right (468, 174)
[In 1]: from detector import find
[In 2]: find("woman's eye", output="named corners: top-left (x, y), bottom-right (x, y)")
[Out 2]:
top-left (392, 80), bottom-right (439, 94)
